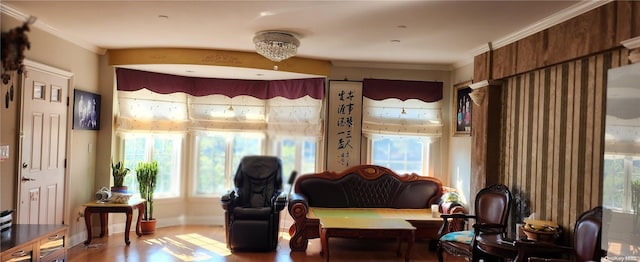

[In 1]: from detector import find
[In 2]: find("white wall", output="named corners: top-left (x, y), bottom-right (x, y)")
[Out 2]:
top-left (1, 13), bottom-right (101, 247)
top-left (448, 63), bottom-right (474, 205)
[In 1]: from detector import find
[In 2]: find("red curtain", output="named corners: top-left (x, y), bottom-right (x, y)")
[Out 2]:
top-left (363, 78), bottom-right (442, 102)
top-left (116, 68), bottom-right (325, 99)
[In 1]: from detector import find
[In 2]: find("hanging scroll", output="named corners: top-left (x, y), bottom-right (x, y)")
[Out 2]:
top-left (326, 81), bottom-right (362, 171)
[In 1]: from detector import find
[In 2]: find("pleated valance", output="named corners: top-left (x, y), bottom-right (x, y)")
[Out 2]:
top-left (116, 68), bottom-right (325, 99)
top-left (362, 78), bottom-right (442, 102)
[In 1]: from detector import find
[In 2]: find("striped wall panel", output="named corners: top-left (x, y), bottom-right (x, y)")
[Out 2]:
top-left (498, 48), bottom-right (630, 240)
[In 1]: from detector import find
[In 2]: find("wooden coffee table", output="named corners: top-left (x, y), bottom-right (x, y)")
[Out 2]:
top-left (319, 217), bottom-right (416, 262)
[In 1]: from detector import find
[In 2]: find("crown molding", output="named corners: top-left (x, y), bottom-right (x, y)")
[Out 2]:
top-left (331, 60), bottom-right (452, 71)
top-left (1, 3), bottom-right (106, 55)
top-left (467, 0), bottom-right (612, 57)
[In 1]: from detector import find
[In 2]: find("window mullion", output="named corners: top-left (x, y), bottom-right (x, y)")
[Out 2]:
top-left (624, 156), bottom-right (632, 212)
top-left (225, 137), bottom-right (234, 190)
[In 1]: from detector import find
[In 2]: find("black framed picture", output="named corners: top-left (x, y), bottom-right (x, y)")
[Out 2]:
top-left (453, 82), bottom-right (472, 135)
top-left (73, 89), bottom-right (100, 130)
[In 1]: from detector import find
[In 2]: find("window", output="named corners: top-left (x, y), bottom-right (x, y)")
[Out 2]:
top-left (121, 133), bottom-right (183, 198)
top-left (192, 131), bottom-right (264, 196)
top-left (603, 154), bottom-right (640, 213)
top-left (369, 135), bottom-right (430, 175)
top-left (273, 138), bottom-right (317, 184)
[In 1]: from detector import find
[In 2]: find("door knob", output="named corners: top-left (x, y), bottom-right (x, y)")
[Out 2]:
top-left (21, 177), bottom-right (35, 182)
top-left (22, 162), bottom-right (28, 168)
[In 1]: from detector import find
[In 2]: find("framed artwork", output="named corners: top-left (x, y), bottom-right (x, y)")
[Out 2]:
top-left (453, 82), bottom-right (472, 135)
top-left (73, 89), bottom-right (101, 130)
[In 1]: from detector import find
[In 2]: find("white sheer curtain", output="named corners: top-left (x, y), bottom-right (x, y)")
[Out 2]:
top-left (116, 89), bottom-right (323, 136)
top-left (362, 97), bottom-right (442, 136)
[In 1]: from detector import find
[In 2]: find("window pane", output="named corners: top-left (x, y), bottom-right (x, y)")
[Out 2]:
top-left (195, 135), bottom-right (227, 195)
top-left (280, 139), bottom-right (296, 180)
top-left (231, 134), bottom-right (263, 175)
top-left (603, 156), bottom-right (625, 210)
top-left (193, 132), bottom-right (263, 197)
top-left (371, 136), bottom-right (424, 175)
top-left (122, 134), bottom-right (181, 198)
top-left (302, 141), bottom-right (316, 174)
top-left (153, 137), bottom-right (180, 197)
top-left (123, 137), bottom-right (146, 194)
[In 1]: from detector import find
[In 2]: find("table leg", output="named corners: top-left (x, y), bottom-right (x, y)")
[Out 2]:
top-left (124, 207), bottom-right (133, 245)
top-left (320, 227), bottom-right (329, 262)
top-left (135, 203), bottom-right (144, 237)
top-left (99, 212), bottom-right (107, 237)
top-left (84, 208), bottom-right (93, 245)
top-left (405, 230), bottom-right (414, 262)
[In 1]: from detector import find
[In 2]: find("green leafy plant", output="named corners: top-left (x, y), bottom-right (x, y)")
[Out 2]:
top-left (111, 160), bottom-right (130, 187)
top-left (135, 161), bottom-right (158, 220)
top-left (632, 180), bottom-right (640, 233)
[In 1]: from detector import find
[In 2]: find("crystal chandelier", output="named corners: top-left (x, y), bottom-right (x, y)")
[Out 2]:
top-left (253, 31), bottom-right (300, 62)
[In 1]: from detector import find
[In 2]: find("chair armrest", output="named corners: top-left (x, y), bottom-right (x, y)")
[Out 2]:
top-left (220, 190), bottom-right (236, 210)
top-left (274, 191), bottom-right (287, 211)
top-left (440, 213), bottom-right (475, 220)
top-left (439, 213), bottom-right (476, 236)
top-left (473, 223), bottom-right (507, 235)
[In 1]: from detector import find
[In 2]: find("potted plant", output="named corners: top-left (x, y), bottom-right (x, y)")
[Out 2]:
top-left (111, 160), bottom-right (130, 192)
top-left (511, 188), bottom-right (531, 239)
top-left (135, 160), bottom-right (158, 234)
top-left (632, 180), bottom-right (640, 234)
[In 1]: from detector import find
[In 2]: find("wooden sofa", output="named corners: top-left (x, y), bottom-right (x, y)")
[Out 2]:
top-left (287, 164), bottom-right (445, 251)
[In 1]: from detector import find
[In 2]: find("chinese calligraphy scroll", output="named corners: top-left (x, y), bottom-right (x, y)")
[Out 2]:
top-left (326, 81), bottom-right (362, 171)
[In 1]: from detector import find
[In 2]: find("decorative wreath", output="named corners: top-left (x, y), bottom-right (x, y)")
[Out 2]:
top-left (1, 18), bottom-right (33, 84)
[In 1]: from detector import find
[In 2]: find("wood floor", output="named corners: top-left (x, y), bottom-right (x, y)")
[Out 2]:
top-left (68, 225), bottom-right (467, 261)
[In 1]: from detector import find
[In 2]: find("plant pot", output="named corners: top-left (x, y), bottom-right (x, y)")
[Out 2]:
top-left (141, 219), bottom-right (157, 235)
top-left (110, 186), bottom-right (128, 193)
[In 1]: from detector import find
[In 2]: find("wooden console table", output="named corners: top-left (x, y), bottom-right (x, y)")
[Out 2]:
top-left (83, 199), bottom-right (145, 245)
top-left (319, 217), bottom-right (416, 262)
top-left (1, 224), bottom-right (67, 261)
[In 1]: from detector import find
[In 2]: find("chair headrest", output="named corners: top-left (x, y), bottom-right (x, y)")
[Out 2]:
top-left (239, 156), bottom-right (281, 180)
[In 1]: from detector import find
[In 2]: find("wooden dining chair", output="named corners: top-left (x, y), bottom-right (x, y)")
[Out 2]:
top-left (437, 184), bottom-right (512, 262)
top-left (524, 206), bottom-right (605, 262)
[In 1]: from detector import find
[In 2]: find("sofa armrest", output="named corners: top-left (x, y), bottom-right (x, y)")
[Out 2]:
top-left (221, 190), bottom-right (236, 211)
top-left (287, 192), bottom-right (309, 211)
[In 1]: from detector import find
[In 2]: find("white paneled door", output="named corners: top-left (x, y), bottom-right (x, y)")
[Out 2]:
top-left (18, 61), bottom-right (71, 225)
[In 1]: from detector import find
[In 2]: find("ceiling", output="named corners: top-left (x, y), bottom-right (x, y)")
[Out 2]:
top-left (1, 1), bottom-right (608, 79)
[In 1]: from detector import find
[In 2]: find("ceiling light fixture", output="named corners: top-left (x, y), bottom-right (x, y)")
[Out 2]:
top-left (253, 31), bottom-right (300, 62)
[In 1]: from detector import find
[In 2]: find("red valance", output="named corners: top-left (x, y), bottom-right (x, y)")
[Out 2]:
top-left (363, 78), bottom-right (443, 102)
top-left (116, 68), bottom-right (325, 99)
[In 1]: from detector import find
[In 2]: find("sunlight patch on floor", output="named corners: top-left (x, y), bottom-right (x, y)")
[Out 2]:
top-left (139, 233), bottom-right (231, 261)
top-left (176, 233), bottom-right (232, 256)
top-left (280, 231), bottom-right (291, 241)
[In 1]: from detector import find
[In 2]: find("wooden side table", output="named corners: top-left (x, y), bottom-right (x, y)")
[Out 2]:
top-left (82, 199), bottom-right (145, 245)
